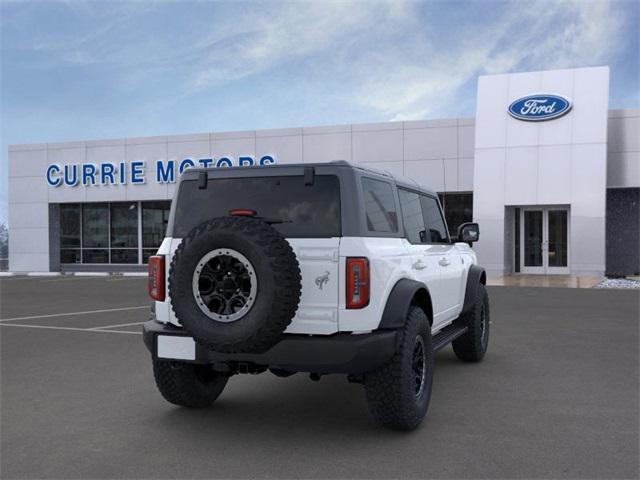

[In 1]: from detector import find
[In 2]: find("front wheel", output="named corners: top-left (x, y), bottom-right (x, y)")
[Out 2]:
top-left (364, 306), bottom-right (434, 430)
top-left (153, 360), bottom-right (229, 408)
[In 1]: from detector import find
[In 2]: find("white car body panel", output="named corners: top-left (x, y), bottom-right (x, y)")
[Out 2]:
top-left (337, 237), bottom-right (410, 333)
top-left (282, 238), bottom-right (340, 334)
top-left (154, 236), bottom-right (183, 326)
top-left (155, 235), bottom-right (477, 335)
top-left (155, 236), bottom-right (341, 334)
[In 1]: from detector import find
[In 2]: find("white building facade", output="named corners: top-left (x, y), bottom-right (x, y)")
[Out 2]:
top-left (7, 66), bottom-right (640, 277)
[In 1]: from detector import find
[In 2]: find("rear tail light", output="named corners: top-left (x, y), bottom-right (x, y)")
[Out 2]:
top-left (346, 257), bottom-right (369, 309)
top-left (148, 255), bottom-right (165, 301)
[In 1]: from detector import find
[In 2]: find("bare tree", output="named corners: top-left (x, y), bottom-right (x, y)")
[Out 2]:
top-left (0, 222), bottom-right (8, 259)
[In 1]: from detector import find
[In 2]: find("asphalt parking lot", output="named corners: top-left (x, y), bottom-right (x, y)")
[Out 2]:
top-left (1, 276), bottom-right (638, 479)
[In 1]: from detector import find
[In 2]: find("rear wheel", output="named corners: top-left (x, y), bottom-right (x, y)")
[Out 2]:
top-left (452, 283), bottom-right (490, 362)
top-left (364, 306), bottom-right (433, 430)
top-left (153, 360), bottom-right (228, 408)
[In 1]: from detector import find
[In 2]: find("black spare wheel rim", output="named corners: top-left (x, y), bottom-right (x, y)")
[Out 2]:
top-left (169, 216), bottom-right (301, 354)
top-left (193, 248), bottom-right (258, 323)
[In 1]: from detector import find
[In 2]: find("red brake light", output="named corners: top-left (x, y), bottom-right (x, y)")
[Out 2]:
top-left (229, 209), bottom-right (257, 217)
top-left (148, 256), bottom-right (165, 301)
top-left (346, 257), bottom-right (369, 309)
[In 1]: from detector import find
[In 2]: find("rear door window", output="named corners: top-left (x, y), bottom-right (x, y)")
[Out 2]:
top-left (173, 175), bottom-right (341, 238)
top-left (361, 177), bottom-right (398, 233)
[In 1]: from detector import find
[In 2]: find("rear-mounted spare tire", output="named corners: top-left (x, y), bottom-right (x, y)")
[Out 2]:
top-left (169, 216), bottom-right (301, 353)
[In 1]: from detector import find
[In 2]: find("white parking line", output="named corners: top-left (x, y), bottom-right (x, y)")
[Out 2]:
top-left (0, 276), bottom-right (47, 282)
top-left (0, 306), bottom-right (149, 323)
top-left (0, 323), bottom-right (142, 335)
top-left (41, 276), bottom-right (115, 283)
top-left (89, 321), bottom-right (146, 330)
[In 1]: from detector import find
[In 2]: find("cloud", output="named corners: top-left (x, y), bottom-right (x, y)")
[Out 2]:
top-left (2, 0), bottom-right (632, 121)
top-left (188, 1), bottom-right (416, 89)
top-left (351, 0), bottom-right (627, 121)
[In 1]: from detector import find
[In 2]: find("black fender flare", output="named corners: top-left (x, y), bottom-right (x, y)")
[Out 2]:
top-left (461, 265), bottom-right (486, 314)
top-left (378, 279), bottom-right (433, 329)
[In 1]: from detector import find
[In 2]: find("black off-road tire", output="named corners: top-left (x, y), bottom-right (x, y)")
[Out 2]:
top-left (452, 283), bottom-right (490, 362)
top-left (153, 360), bottom-right (228, 408)
top-left (364, 306), bottom-right (434, 430)
top-left (169, 216), bottom-right (301, 354)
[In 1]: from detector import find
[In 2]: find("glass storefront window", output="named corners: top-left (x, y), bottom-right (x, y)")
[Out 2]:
top-left (111, 203), bottom-right (138, 248)
top-left (523, 210), bottom-right (543, 267)
top-left (59, 201), bottom-right (170, 265)
top-left (60, 204), bottom-right (81, 248)
top-left (111, 249), bottom-right (138, 264)
top-left (142, 201), bottom-right (171, 250)
top-left (82, 204), bottom-right (109, 248)
top-left (60, 204), bottom-right (81, 264)
top-left (60, 249), bottom-right (81, 264)
top-left (438, 192), bottom-right (473, 239)
top-left (82, 249), bottom-right (109, 264)
top-left (547, 210), bottom-right (568, 267)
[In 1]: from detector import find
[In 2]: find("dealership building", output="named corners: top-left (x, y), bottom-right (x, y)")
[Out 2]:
top-left (7, 66), bottom-right (640, 277)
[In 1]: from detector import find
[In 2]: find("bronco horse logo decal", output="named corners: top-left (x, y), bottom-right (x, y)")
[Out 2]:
top-left (315, 271), bottom-right (330, 290)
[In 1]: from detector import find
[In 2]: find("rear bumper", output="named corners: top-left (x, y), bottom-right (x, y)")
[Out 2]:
top-left (143, 318), bottom-right (397, 374)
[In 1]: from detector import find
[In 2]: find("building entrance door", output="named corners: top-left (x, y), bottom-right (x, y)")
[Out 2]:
top-left (519, 207), bottom-right (570, 274)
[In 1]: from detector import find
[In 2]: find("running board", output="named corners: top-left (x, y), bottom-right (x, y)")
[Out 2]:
top-left (432, 324), bottom-right (468, 352)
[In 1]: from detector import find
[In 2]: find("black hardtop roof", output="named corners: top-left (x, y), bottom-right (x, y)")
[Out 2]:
top-left (184, 160), bottom-right (437, 197)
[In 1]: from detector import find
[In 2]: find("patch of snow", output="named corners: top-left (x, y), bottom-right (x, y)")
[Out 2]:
top-left (593, 278), bottom-right (640, 289)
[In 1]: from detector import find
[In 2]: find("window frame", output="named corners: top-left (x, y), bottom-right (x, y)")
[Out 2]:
top-left (397, 187), bottom-right (451, 245)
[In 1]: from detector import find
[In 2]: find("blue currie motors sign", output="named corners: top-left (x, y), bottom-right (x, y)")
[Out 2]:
top-left (45, 155), bottom-right (275, 187)
top-left (508, 94), bottom-right (572, 121)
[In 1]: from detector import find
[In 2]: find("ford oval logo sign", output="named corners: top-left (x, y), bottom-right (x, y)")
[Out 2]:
top-left (508, 94), bottom-right (572, 121)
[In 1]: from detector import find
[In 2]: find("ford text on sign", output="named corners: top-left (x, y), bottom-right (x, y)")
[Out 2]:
top-left (508, 94), bottom-right (572, 121)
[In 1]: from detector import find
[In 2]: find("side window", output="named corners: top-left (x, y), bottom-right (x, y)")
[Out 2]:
top-left (398, 189), bottom-right (426, 244)
top-left (361, 177), bottom-right (398, 233)
top-left (420, 195), bottom-right (450, 243)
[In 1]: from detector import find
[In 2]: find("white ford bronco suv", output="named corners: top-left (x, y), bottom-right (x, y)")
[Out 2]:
top-left (143, 161), bottom-right (489, 430)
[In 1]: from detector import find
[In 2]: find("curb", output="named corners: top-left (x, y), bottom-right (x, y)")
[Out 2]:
top-left (0, 272), bottom-right (147, 277)
top-left (70, 272), bottom-right (147, 277)
top-left (70, 272), bottom-right (109, 277)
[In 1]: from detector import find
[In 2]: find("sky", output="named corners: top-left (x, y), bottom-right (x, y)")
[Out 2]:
top-left (1, 0), bottom-right (638, 225)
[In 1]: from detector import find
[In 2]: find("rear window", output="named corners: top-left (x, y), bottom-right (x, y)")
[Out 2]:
top-left (172, 175), bottom-right (341, 238)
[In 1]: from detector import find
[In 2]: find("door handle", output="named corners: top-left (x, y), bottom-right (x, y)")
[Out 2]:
top-left (412, 260), bottom-right (427, 270)
top-left (438, 257), bottom-right (450, 267)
